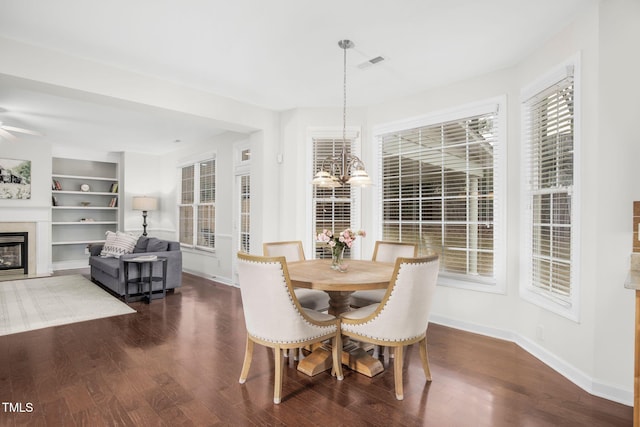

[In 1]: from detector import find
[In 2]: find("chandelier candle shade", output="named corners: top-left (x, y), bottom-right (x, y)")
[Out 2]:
top-left (312, 40), bottom-right (372, 188)
top-left (132, 196), bottom-right (158, 237)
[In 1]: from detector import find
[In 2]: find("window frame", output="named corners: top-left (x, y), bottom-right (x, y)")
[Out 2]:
top-left (234, 141), bottom-right (252, 254)
top-left (373, 97), bottom-right (507, 294)
top-left (177, 155), bottom-right (217, 252)
top-left (520, 55), bottom-right (581, 321)
top-left (307, 127), bottom-right (363, 260)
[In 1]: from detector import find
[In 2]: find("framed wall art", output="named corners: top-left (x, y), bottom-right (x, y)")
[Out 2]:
top-left (0, 158), bottom-right (31, 199)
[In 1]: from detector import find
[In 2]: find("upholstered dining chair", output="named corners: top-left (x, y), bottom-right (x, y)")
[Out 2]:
top-left (263, 241), bottom-right (330, 312)
top-left (349, 241), bottom-right (418, 308)
top-left (340, 255), bottom-right (440, 400)
top-left (236, 252), bottom-right (343, 404)
top-left (263, 241), bottom-right (331, 360)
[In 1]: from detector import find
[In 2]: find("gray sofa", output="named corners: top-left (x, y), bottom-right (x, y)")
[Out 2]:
top-left (89, 236), bottom-right (182, 298)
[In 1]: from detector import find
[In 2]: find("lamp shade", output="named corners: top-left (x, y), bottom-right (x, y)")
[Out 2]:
top-left (347, 169), bottom-right (372, 187)
top-left (311, 170), bottom-right (342, 188)
top-left (132, 196), bottom-right (158, 211)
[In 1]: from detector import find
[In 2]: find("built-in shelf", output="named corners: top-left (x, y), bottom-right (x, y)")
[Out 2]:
top-left (52, 221), bottom-right (118, 225)
top-left (51, 157), bottom-right (120, 270)
top-left (52, 206), bottom-right (118, 210)
top-left (53, 190), bottom-right (117, 196)
top-left (52, 240), bottom-right (107, 246)
top-left (52, 174), bottom-right (116, 182)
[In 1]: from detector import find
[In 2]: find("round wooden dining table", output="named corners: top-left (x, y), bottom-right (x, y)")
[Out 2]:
top-left (287, 258), bottom-right (395, 378)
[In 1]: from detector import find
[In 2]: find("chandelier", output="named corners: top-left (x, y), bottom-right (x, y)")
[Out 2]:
top-left (312, 40), bottom-right (372, 188)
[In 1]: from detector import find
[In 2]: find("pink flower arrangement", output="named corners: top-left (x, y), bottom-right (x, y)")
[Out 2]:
top-left (317, 228), bottom-right (366, 251)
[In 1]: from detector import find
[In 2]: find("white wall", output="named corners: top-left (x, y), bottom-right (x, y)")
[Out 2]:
top-left (593, 0), bottom-right (640, 397)
top-left (160, 132), bottom-right (249, 284)
top-left (370, 0), bottom-right (632, 404)
top-left (276, 0), bottom-right (636, 405)
top-left (0, 37), bottom-right (273, 136)
top-left (121, 151), bottom-right (165, 236)
top-left (0, 139), bottom-right (52, 275)
top-left (512, 1), bottom-right (603, 397)
top-left (1, 139), bottom-right (51, 208)
top-left (250, 125), bottom-right (283, 251)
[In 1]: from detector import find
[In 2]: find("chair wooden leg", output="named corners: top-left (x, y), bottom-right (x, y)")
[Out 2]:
top-left (274, 345), bottom-right (283, 404)
top-left (394, 345), bottom-right (404, 400)
top-left (418, 337), bottom-right (432, 381)
top-left (239, 336), bottom-right (254, 384)
top-left (332, 333), bottom-right (344, 380)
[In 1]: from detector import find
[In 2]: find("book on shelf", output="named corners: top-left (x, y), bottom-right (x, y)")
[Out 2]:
top-left (52, 179), bottom-right (62, 190)
top-left (52, 195), bottom-right (58, 206)
top-left (109, 197), bottom-right (118, 207)
top-left (110, 183), bottom-right (118, 193)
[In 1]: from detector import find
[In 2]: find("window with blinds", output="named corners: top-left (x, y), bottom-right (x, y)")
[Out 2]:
top-left (178, 158), bottom-right (216, 250)
top-left (311, 131), bottom-right (360, 259)
top-left (521, 61), bottom-right (578, 315)
top-left (179, 165), bottom-right (195, 245)
top-left (378, 104), bottom-right (501, 286)
top-left (239, 175), bottom-right (251, 253)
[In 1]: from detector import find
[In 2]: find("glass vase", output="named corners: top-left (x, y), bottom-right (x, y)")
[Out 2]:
top-left (331, 246), bottom-right (345, 271)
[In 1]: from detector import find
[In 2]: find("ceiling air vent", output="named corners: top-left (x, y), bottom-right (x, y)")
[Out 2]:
top-left (358, 56), bottom-right (385, 70)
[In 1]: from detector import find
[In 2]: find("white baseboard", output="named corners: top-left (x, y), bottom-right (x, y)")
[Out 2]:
top-left (429, 314), bottom-right (633, 406)
top-left (52, 260), bottom-right (90, 271)
top-left (181, 268), bottom-right (235, 287)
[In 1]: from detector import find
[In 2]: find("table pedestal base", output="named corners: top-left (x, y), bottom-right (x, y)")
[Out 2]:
top-left (297, 342), bottom-right (384, 377)
top-left (297, 348), bottom-right (332, 376)
top-left (287, 264), bottom-right (393, 379)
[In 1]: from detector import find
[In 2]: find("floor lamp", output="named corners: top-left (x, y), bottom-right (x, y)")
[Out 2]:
top-left (132, 196), bottom-right (158, 237)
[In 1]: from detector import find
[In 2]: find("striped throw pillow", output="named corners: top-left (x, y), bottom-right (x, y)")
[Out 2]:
top-left (100, 231), bottom-right (138, 258)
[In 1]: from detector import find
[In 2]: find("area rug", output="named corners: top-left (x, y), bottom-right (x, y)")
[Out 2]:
top-left (0, 275), bottom-right (135, 336)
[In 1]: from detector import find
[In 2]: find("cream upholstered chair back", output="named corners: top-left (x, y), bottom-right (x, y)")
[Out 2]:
top-left (263, 241), bottom-right (306, 262)
top-left (350, 241), bottom-right (419, 310)
top-left (341, 255), bottom-right (439, 400)
top-left (262, 240), bottom-right (329, 314)
top-left (372, 241), bottom-right (418, 263)
top-left (342, 255), bottom-right (439, 342)
top-left (237, 253), bottom-right (333, 343)
top-left (237, 252), bottom-right (343, 404)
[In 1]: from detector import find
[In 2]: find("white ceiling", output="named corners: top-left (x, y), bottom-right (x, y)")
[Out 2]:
top-left (0, 0), bottom-right (592, 153)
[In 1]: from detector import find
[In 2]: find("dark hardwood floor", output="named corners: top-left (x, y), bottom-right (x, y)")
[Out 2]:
top-left (0, 270), bottom-right (633, 426)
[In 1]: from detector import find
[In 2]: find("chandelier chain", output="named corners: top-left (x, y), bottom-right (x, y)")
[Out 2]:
top-left (342, 42), bottom-right (347, 147)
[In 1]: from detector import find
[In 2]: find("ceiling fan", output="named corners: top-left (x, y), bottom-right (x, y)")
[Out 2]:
top-left (0, 122), bottom-right (43, 140)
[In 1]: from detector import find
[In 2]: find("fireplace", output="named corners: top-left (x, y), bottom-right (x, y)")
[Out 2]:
top-left (0, 232), bottom-right (28, 275)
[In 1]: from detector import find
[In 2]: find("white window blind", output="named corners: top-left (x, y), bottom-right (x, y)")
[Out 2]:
top-left (311, 132), bottom-right (359, 259)
top-left (239, 175), bottom-right (251, 253)
top-left (179, 158), bottom-right (216, 250)
top-left (179, 165), bottom-right (194, 245)
top-left (379, 107), bottom-right (500, 284)
top-left (522, 66), bottom-right (575, 303)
